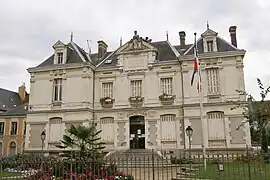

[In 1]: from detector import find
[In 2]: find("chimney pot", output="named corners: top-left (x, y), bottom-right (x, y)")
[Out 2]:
top-left (179, 31), bottom-right (186, 50)
top-left (97, 40), bottom-right (108, 58)
top-left (229, 26), bottom-right (237, 47)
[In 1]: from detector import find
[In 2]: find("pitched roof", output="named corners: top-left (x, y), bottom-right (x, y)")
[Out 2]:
top-left (35, 28), bottom-right (243, 69)
top-left (0, 88), bottom-right (28, 116)
top-left (0, 88), bottom-right (21, 111)
top-left (37, 42), bottom-right (90, 67)
top-left (184, 37), bottom-right (238, 55)
top-left (97, 41), bottom-right (178, 68)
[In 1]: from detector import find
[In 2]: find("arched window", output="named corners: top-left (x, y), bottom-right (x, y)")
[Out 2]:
top-left (0, 142), bottom-right (3, 156)
top-left (9, 141), bottom-right (16, 156)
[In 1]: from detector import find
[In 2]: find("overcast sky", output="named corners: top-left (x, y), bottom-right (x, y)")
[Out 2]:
top-left (0, 0), bottom-right (269, 100)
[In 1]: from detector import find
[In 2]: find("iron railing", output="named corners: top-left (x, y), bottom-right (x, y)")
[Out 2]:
top-left (0, 149), bottom-right (270, 180)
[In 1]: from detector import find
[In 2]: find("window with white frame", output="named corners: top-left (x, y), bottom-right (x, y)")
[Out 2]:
top-left (57, 52), bottom-right (63, 64)
top-left (10, 122), bottom-right (17, 135)
top-left (207, 111), bottom-right (225, 140)
top-left (53, 79), bottom-right (63, 102)
top-left (161, 78), bottom-right (173, 95)
top-left (207, 68), bottom-right (220, 94)
top-left (100, 117), bottom-right (114, 142)
top-left (0, 122), bottom-right (4, 135)
top-left (49, 117), bottom-right (62, 143)
top-left (131, 80), bottom-right (142, 97)
top-left (102, 82), bottom-right (113, 98)
top-left (207, 40), bottom-right (213, 52)
top-left (160, 115), bottom-right (176, 141)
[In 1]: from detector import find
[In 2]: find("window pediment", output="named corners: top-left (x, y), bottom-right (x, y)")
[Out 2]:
top-left (116, 31), bottom-right (157, 54)
top-left (52, 40), bottom-right (66, 49)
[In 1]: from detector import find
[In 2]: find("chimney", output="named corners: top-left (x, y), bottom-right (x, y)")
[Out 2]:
top-left (179, 31), bottom-right (186, 50)
top-left (229, 26), bottom-right (237, 47)
top-left (97, 40), bottom-right (108, 59)
top-left (18, 83), bottom-right (26, 102)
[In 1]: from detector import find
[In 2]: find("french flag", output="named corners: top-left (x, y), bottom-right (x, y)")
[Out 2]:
top-left (190, 33), bottom-right (201, 91)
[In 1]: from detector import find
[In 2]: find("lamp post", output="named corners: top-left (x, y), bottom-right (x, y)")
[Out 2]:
top-left (40, 131), bottom-right (46, 170)
top-left (41, 131), bottom-right (46, 155)
top-left (185, 126), bottom-right (193, 162)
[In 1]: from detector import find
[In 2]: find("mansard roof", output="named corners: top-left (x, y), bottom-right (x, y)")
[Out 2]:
top-left (38, 42), bottom-right (91, 67)
top-left (96, 41), bottom-right (179, 68)
top-left (36, 27), bottom-right (243, 69)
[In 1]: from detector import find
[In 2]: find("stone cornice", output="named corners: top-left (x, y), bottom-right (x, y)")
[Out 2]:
top-left (27, 62), bottom-right (95, 73)
top-left (180, 50), bottom-right (246, 61)
top-left (183, 101), bottom-right (246, 108)
top-left (27, 108), bottom-right (92, 114)
top-left (0, 115), bottom-right (26, 118)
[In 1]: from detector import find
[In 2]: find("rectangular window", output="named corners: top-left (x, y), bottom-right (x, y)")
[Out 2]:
top-left (0, 122), bottom-right (4, 135)
top-left (207, 68), bottom-right (220, 94)
top-left (53, 79), bottom-right (63, 101)
top-left (57, 52), bottom-right (63, 64)
top-left (207, 112), bottom-right (225, 140)
top-left (24, 122), bottom-right (26, 135)
top-left (160, 115), bottom-right (176, 141)
top-left (207, 41), bottom-right (213, 52)
top-left (131, 80), bottom-right (142, 97)
top-left (102, 82), bottom-right (113, 98)
top-left (161, 78), bottom-right (173, 95)
top-left (10, 122), bottom-right (18, 135)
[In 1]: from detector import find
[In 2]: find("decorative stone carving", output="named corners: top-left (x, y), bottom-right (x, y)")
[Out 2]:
top-left (159, 93), bottom-right (175, 105)
top-left (129, 96), bottom-right (144, 107)
top-left (117, 112), bottom-right (126, 119)
top-left (127, 111), bottom-right (147, 117)
top-left (147, 110), bottom-right (157, 118)
top-left (100, 97), bottom-right (115, 108)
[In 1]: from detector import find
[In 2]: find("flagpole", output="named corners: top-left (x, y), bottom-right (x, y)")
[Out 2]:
top-left (194, 32), bottom-right (207, 171)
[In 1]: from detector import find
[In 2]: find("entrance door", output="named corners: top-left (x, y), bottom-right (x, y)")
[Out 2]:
top-left (129, 116), bottom-right (145, 149)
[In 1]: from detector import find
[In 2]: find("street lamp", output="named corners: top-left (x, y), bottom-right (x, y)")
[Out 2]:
top-left (185, 126), bottom-right (193, 161)
top-left (41, 131), bottom-right (46, 155)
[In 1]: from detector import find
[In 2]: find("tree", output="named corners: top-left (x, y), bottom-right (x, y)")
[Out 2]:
top-left (56, 124), bottom-right (105, 161)
top-left (230, 78), bottom-right (270, 154)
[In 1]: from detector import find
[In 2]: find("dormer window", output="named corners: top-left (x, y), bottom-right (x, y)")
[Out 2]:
top-left (57, 52), bottom-right (63, 64)
top-left (207, 41), bottom-right (213, 52)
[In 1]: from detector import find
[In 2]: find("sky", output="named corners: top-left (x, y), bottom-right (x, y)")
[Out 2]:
top-left (0, 0), bottom-right (269, 100)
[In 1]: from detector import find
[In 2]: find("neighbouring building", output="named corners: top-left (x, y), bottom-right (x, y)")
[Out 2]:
top-left (0, 84), bottom-right (29, 156)
top-left (25, 25), bottom-right (251, 155)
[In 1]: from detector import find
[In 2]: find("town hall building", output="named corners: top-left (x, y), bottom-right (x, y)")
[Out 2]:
top-left (24, 25), bottom-right (251, 155)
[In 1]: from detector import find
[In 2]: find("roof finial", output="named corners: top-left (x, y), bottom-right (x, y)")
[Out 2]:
top-left (166, 31), bottom-right (169, 41)
top-left (207, 21), bottom-right (209, 30)
top-left (120, 36), bottom-right (123, 46)
top-left (70, 32), bottom-right (73, 42)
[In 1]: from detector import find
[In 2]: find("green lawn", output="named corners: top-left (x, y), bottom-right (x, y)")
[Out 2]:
top-left (196, 162), bottom-right (270, 180)
top-left (0, 171), bottom-right (22, 177)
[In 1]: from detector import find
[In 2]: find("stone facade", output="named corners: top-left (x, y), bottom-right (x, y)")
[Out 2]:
top-left (24, 26), bottom-right (251, 154)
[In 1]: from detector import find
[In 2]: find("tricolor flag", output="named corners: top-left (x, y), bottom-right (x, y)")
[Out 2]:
top-left (190, 33), bottom-right (201, 91)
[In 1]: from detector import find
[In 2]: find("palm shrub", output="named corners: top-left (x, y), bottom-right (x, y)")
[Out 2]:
top-left (56, 124), bottom-right (105, 173)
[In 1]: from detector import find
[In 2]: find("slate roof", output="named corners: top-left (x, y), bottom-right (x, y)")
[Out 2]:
top-left (38, 42), bottom-right (90, 67)
top-left (0, 88), bottom-right (28, 116)
top-left (97, 41), bottom-right (179, 68)
top-left (36, 29), bottom-right (241, 69)
top-left (0, 88), bottom-right (21, 111)
top-left (184, 37), bottom-right (238, 55)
